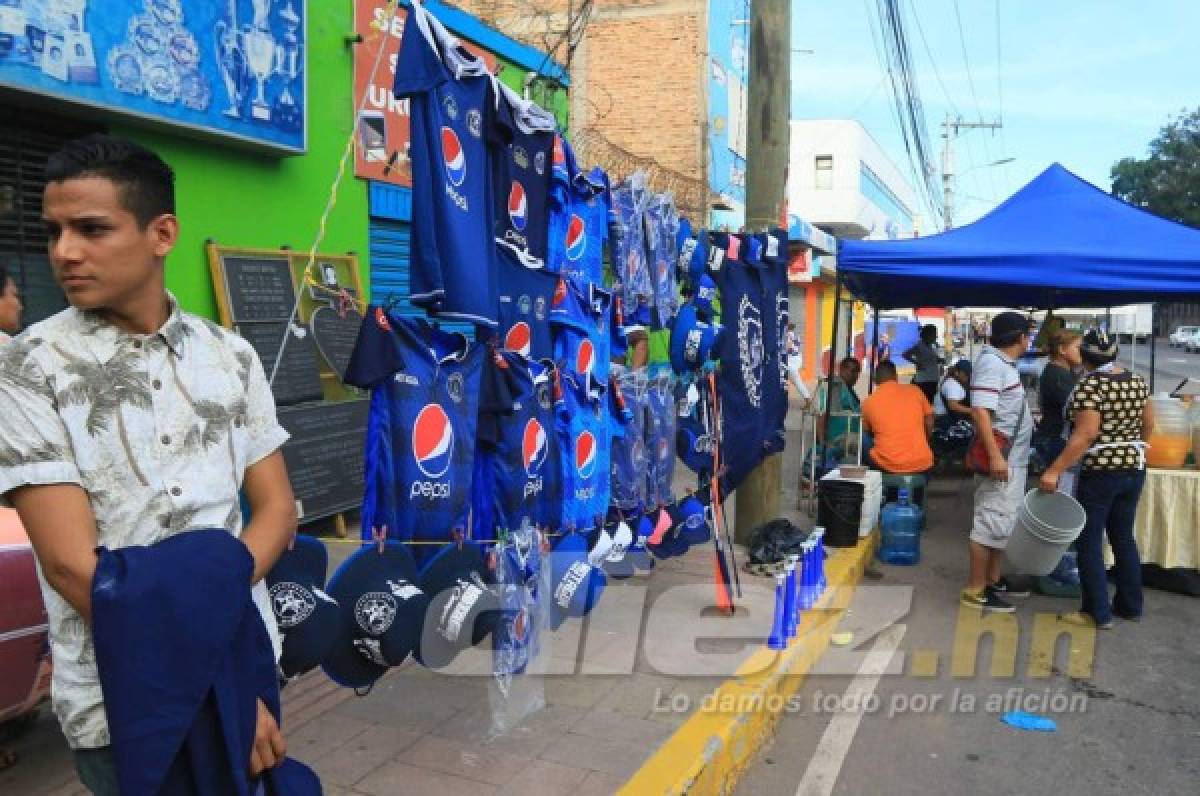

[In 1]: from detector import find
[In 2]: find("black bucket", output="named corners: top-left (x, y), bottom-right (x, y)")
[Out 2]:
top-left (818, 480), bottom-right (863, 548)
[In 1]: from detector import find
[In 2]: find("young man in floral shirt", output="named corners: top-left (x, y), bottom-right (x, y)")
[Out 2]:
top-left (0, 136), bottom-right (297, 793)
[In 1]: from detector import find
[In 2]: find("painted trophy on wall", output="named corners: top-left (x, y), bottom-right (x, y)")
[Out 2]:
top-left (214, 0), bottom-right (303, 130)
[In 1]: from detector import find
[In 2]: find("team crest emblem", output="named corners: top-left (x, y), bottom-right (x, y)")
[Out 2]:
top-left (466, 108), bottom-right (482, 137)
top-left (413, 403), bottom-right (454, 478)
top-left (534, 151), bottom-right (546, 174)
top-left (442, 94), bottom-right (458, 120)
top-left (441, 127), bottom-right (466, 187)
top-left (737, 295), bottom-right (765, 408)
top-left (447, 373), bottom-right (465, 403)
top-left (269, 582), bottom-right (315, 629)
top-left (534, 296), bottom-right (547, 319)
top-left (355, 591), bottom-right (397, 635)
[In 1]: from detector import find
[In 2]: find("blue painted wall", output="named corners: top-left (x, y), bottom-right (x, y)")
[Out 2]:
top-left (706, 0), bottom-right (749, 229)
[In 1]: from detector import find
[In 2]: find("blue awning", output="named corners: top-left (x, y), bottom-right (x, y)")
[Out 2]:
top-left (837, 164), bottom-right (1200, 310)
top-left (787, 214), bottom-right (837, 256)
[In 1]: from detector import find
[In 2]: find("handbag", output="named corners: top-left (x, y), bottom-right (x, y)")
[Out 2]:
top-left (966, 354), bottom-right (1027, 476)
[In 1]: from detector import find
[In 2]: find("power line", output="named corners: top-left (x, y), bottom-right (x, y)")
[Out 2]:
top-left (951, 0), bottom-right (982, 120)
top-left (909, 0), bottom-right (957, 113)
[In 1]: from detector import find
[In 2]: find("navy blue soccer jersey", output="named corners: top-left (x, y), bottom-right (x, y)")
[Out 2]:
top-left (497, 242), bottom-right (559, 361)
top-left (394, 3), bottom-right (509, 327)
top-left (494, 82), bottom-right (556, 264)
top-left (480, 354), bottom-right (562, 533)
top-left (345, 308), bottom-right (495, 562)
top-left (760, 230), bottom-right (790, 455)
top-left (547, 138), bottom-right (610, 287)
top-left (554, 370), bottom-right (610, 531)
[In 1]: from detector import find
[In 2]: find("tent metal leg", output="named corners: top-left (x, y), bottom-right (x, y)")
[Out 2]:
top-left (821, 274), bottom-right (845, 450)
top-left (1149, 303), bottom-right (1157, 393)
top-left (868, 305), bottom-right (881, 395)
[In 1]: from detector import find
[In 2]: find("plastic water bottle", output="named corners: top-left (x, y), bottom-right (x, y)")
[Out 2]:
top-left (768, 573), bottom-right (788, 650)
top-left (879, 488), bottom-right (921, 565)
top-left (784, 555), bottom-right (798, 638)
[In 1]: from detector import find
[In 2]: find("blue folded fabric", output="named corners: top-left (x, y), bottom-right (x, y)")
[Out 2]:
top-left (92, 529), bottom-right (322, 795)
top-left (1000, 711), bottom-right (1057, 732)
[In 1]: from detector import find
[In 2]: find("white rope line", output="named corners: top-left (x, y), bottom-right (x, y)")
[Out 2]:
top-left (268, 0), bottom-right (402, 387)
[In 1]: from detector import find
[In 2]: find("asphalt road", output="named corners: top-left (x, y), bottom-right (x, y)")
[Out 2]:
top-left (1121, 338), bottom-right (1200, 392)
top-left (736, 475), bottom-right (1200, 796)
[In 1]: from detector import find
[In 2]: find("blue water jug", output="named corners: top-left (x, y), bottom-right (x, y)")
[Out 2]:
top-left (879, 488), bottom-right (921, 565)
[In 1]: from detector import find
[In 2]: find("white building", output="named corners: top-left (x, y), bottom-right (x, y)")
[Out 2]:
top-left (788, 120), bottom-right (920, 241)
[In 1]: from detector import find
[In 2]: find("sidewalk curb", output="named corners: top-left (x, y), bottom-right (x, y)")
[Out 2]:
top-left (619, 534), bottom-right (878, 796)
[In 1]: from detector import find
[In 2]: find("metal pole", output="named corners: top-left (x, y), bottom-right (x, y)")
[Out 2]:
top-left (1149, 303), bottom-right (1157, 393)
top-left (869, 304), bottom-right (881, 394)
top-left (822, 273), bottom-right (845, 448)
top-left (733, 0), bottom-right (790, 543)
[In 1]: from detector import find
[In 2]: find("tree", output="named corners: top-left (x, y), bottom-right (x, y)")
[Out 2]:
top-left (1111, 108), bottom-right (1200, 228)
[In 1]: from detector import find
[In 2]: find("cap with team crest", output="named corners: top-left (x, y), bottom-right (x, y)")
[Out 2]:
top-left (322, 541), bottom-right (430, 689)
top-left (418, 541), bottom-right (502, 670)
top-left (266, 534), bottom-right (344, 679)
top-left (676, 495), bottom-right (713, 547)
top-left (601, 519), bottom-right (636, 579)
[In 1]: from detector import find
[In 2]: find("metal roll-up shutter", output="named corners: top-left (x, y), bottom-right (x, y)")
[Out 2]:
top-left (0, 113), bottom-right (101, 327)
top-left (368, 182), bottom-right (474, 341)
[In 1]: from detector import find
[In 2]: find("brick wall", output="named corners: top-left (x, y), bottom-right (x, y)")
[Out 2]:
top-left (449, 0), bottom-right (706, 182)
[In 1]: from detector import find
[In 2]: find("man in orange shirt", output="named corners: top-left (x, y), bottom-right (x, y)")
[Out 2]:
top-left (862, 360), bottom-right (934, 474)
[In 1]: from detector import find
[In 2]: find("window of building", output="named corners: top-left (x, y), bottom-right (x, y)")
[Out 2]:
top-left (815, 155), bottom-right (833, 189)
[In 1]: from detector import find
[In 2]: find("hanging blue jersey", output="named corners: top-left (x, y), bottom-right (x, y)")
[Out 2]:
top-left (394, 3), bottom-right (509, 327)
top-left (645, 194), bottom-right (680, 327)
top-left (610, 369), bottom-right (647, 512)
top-left (644, 374), bottom-right (677, 507)
top-left (611, 177), bottom-right (653, 312)
top-left (547, 139), bottom-right (610, 287)
top-left (494, 82), bottom-right (556, 264)
top-left (554, 370), bottom-right (609, 531)
top-left (497, 243), bottom-right (559, 361)
top-left (481, 355), bottom-right (562, 533)
top-left (346, 308), bottom-right (499, 564)
top-left (553, 283), bottom-right (617, 393)
top-left (760, 230), bottom-right (790, 455)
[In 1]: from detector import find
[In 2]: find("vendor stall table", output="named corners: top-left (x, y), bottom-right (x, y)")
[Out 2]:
top-left (1106, 468), bottom-right (1200, 569)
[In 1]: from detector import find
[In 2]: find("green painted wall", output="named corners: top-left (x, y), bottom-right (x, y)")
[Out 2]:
top-left (113, 2), bottom-right (368, 322)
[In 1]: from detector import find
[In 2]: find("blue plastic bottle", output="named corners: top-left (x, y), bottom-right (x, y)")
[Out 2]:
top-left (879, 488), bottom-right (921, 565)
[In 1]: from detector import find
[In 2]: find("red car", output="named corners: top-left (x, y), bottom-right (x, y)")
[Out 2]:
top-left (0, 508), bottom-right (51, 730)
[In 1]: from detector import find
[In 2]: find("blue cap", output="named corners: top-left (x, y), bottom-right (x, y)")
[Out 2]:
top-left (322, 541), bottom-right (430, 689)
top-left (669, 304), bottom-right (720, 375)
top-left (547, 532), bottom-right (607, 629)
top-left (675, 414), bottom-right (712, 474)
top-left (693, 274), bottom-right (718, 318)
top-left (601, 520), bottom-right (637, 579)
top-left (266, 534), bottom-right (344, 679)
top-left (417, 541), bottom-right (501, 670)
top-left (676, 495), bottom-right (712, 546)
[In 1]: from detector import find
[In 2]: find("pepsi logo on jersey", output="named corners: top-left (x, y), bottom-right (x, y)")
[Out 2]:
top-left (504, 321), bottom-right (532, 358)
top-left (441, 126), bottom-right (469, 211)
top-left (522, 418), bottom-right (548, 498)
top-left (411, 403), bottom-right (454, 499)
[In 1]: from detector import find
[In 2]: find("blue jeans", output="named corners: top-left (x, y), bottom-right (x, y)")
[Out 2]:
top-left (1074, 470), bottom-right (1146, 623)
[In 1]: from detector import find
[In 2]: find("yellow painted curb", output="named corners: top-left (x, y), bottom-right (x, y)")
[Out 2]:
top-left (619, 533), bottom-right (877, 796)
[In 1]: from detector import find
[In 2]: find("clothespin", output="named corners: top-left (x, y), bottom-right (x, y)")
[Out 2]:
top-left (451, 526), bottom-right (465, 550)
top-left (371, 524), bottom-right (388, 554)
top-left (286, 530), bottom-right (297, 551)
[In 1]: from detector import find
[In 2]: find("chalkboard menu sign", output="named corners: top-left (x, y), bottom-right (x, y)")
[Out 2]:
top-left (207, 246), bottom-right (324, 406)
top-left (278, 400), bottom-right (368, 521)
top-left (310, 305), bottom-right (364, 381)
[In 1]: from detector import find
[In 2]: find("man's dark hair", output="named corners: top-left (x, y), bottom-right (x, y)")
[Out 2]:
top-left (920, 324), bottom-right (938, 343)
top-left (991, 330), bottom-right (1026, 348)
top-left (839, 355), bottom-right (861, 370)
top-left (45, 134), bottom-right (175, 227)
top-left (874, 360), bottom-right (898, 381)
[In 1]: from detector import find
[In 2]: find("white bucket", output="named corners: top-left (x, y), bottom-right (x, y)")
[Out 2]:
top-left (1005, 489), bottom-right (1087, 576)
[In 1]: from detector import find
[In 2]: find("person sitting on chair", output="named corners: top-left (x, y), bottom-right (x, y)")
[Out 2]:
top-left (861, 360), bottom-right (934, 474)
top-left (814, 356), bottom-right (863, 466)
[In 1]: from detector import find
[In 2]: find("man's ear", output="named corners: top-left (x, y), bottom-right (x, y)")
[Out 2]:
top-left (149, 214), bottom-right (179, 259)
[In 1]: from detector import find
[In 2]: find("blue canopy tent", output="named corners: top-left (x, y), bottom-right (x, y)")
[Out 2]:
top-left (837, 163), bottom-right (1200, 310)
top-left (819, 163), bottom-right (1200, 436)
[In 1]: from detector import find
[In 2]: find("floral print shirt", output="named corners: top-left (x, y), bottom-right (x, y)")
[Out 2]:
top-left (0, 294), bottom-right (289, 749)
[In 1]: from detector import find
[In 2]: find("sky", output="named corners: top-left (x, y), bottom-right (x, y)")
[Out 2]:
top-left (789, 0), bottom-right (1200, 229)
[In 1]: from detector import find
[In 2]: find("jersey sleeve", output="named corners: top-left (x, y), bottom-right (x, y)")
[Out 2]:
top-left (392, 5), bottom-right (447, 97)
top-left (344, 307), bottom-right (405, 389)
top-left (477, 350), bottom-right (520, 448)
top-left (548, 277), bottom-right (590, 335)
top-left (486, 77), bottom-right (514, 148)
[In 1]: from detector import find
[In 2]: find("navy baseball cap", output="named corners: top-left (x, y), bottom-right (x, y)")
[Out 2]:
top-left (322, 541), bottom-right (430, 689)
top-left (417, 541), bottom-right (501, 669)
top-left (646, 507), bottom-right (688, 559)
top-left (676, 495), bottom-right (712, 547)
top-left (676, 414), bottom-right (712, 474)
top-left (266, 534), bottom-right (344, 679)
top-left (547, 532), bottom-right (607, 629)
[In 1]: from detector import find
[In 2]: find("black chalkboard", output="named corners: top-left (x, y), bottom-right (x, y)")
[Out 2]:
top-left (221, 256), bottom-right (298, 321)
top-left (236, 321), bottom-right (325, 406)
top-left (309, 305), bottom-right (364, 381)
top-left (277, 399), bottom-right (368, 520)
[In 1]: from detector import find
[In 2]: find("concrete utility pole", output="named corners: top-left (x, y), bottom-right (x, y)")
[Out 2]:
top-left (941, 114), bottom-right (1002, 230)
top-left (735, 0), bottom-right (790, 543)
